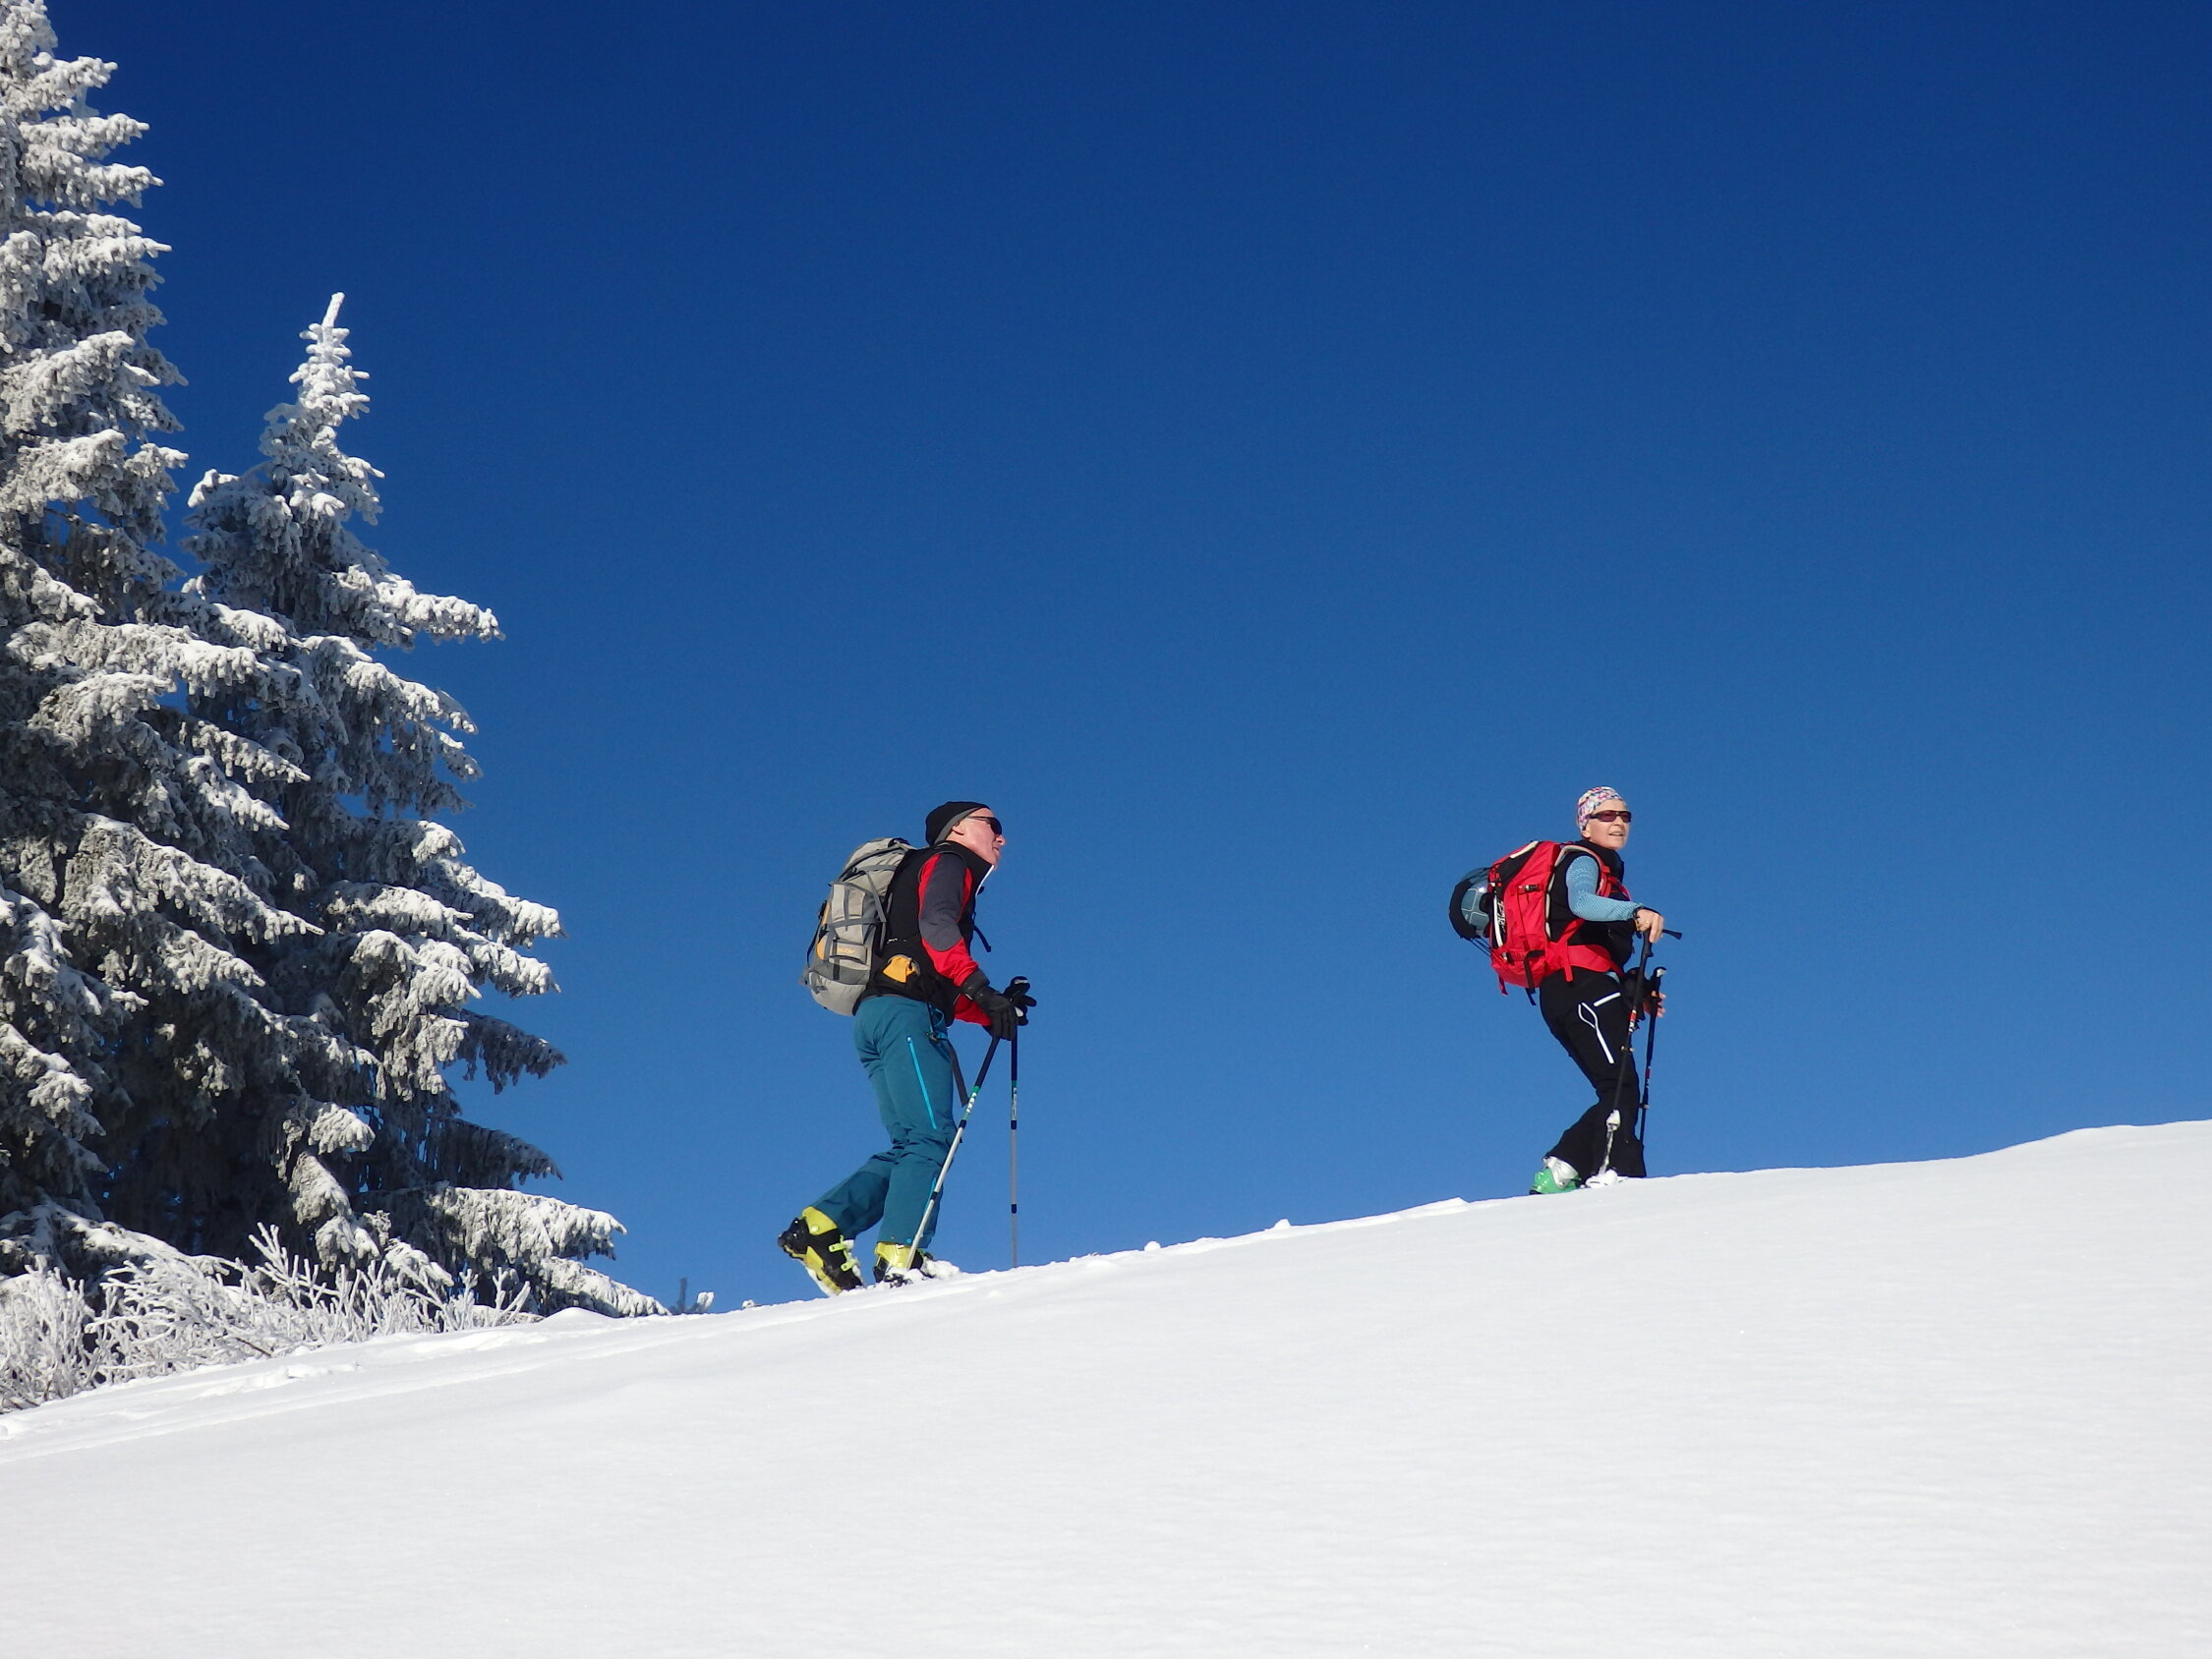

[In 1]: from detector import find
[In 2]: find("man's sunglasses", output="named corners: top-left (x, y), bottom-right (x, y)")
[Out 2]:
top-left (1585, 809), bottom-right (1633, 825)
top-left (964, 815), bottom-right (1005, 836)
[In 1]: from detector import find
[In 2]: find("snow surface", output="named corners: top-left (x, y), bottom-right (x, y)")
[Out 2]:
top-left (6, 1121), bottom-right (2210, 1657)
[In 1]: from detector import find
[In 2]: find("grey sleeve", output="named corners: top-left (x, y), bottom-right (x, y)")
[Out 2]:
top-left (915, 851), bottom-right (982, 983)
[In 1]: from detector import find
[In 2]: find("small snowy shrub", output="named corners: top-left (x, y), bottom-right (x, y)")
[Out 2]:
top-left (0, 1259), bottom-right (91, 1409)
top-left (0, 1224), bottom-right (535, 1412)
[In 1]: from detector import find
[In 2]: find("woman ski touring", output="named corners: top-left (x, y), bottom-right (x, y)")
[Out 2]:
top-left (1457, 787), bottom-right (1668, 1193)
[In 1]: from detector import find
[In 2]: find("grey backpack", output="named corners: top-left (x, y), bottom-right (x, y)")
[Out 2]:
top-left (800, 837), bottom-right (915, 1014)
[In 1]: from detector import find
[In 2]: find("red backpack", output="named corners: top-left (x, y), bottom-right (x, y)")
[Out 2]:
top-left (1456, 840), bottom-right (1630, 995)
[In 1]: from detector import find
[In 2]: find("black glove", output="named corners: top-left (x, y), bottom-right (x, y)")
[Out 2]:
top-left (1621, 967), bottom-right (1664, 1025)
top-left (960, 973), bottom-right (1035, 1042)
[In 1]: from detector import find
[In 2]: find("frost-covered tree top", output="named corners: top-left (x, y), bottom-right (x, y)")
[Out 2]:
top-left (0, 2), bottom-right (179, 551)
top-left (193, 294), bottom-right (497, 654)
top-left (188, 295), bottom-right (499, 821)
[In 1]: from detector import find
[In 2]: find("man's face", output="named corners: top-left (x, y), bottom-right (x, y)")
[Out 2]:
top-left (1582, 800), bottom-right (1632, 850)
top-left (947, 807), bottom-right (1006, 867)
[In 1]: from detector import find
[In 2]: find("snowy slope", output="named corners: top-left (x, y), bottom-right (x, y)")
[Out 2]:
top-left (6, 1122), bottom-right (2210, 1658)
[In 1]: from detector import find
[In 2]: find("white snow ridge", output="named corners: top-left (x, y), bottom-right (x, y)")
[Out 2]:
top-left (5, 1121), bottom-right (2209, 1657)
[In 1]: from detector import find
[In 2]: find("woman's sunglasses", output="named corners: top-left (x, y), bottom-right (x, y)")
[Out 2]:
top-left (1585, 809), bottom-right (1633, 824)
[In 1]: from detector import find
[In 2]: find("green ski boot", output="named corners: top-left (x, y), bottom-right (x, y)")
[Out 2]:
top-left (1529, 1157), bottom-right (1582, 1195)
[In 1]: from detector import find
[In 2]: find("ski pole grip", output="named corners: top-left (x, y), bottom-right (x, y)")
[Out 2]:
top-left (1662, 929), bottom-right (1683, 940)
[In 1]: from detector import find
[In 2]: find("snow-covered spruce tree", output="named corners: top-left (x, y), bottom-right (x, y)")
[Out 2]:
top-left (181, 297), bottom-right (653, 1315)
top-left (0, 0), bottom-right (339, 1273)
top-left (0, 0), bottom-right (146, 1235)
top-left (0, 0), bottom-right (644, 1327)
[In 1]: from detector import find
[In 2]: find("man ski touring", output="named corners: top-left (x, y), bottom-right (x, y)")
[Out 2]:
top-left (1464, 787), bottom-right (1667, 1194)
top-left (781, 802), bottom-right (1033, 1292)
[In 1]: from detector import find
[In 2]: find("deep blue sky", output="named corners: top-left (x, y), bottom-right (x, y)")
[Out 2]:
top-left (68, 1), bottom-right (2211, 1306)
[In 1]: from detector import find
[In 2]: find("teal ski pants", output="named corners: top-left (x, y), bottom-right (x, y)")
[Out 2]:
top-left (815, 995), bottom-right (960, 1249)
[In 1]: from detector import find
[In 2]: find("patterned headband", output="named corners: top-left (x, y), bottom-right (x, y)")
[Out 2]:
top-left (1576, 786), bottom-right (1626, 828)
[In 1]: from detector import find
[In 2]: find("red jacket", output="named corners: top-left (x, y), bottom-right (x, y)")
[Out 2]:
top-left (867, 842), bottom-right (993, 1025)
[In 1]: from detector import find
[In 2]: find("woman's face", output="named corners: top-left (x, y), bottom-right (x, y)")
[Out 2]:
top-left (1581, 802), bottom-right (1632, 850)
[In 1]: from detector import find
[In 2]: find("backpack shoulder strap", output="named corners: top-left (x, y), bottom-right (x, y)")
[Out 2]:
top-left (1543, 840), bottom-right (1603, 941)
top-left (1544, 840), bottom-right (1596, 889)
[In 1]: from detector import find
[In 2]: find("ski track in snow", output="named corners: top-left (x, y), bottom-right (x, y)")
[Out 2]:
top-left (5, 1121), bottom-right (2210, 1658)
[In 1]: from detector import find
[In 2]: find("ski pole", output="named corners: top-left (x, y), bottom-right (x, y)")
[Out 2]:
top-left (1636, 963), bottom-right (1666, 1156)
top-left (1596, 935), bottom-right (1654, 1175)
top-left (1009, 1020), bottom-right (1020, 1269)
top-left (909, 1030), bottom-right (1002, 1260)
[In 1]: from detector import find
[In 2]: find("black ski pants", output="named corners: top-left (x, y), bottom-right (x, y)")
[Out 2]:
top-left (1539, 967), bottom-right (1645, 1178)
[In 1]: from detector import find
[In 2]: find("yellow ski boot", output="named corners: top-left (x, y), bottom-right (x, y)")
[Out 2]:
top-left (874, 1240), bottom-right (959, 1287)
top-left (777, 1207), bottom-right (863, 1295)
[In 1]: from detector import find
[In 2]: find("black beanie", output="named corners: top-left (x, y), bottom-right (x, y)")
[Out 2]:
top-left (925, 800), bottom-right (990, 845)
